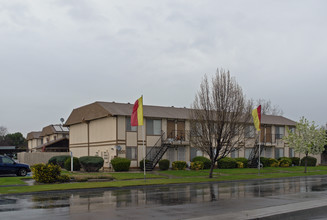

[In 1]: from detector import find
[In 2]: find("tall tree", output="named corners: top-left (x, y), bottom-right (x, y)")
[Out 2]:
top-left (256, 98), bottom-right (283, 116)
top-left (190, 69), bottom-right (253, 178)
top-left (283, 117), bottom-right (327, 173)
top-left (5, 132), bottom-right (27, 148)
top-left (0, 126), bottom-right (8, 144)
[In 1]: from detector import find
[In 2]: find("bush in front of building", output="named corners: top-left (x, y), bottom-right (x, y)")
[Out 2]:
top-left (259, 157), bottom-right (270, 167)
top-left (79, 156), bottom-right (104, 172)
top-left (139, 159), bottom-right (150, 171)
top-left (217, 157), bottom-right (237, 169)
top-left (159, 159), bottom-right (170, 170)
top-left (32, 163), bottom-right (69, 183)
top-left (236, 161), bottom-right (244, 168)
top-left (192, 156), bottom-right (211, 169)
top-left (172, 161), bottom-right (187, 170)
top-left (278, 157), bottom-right (292, 167)
top-left (110, 157), bottom-right (131, 172)
top-left (300, 156), bottom-right (317, 166)
top-left (190, 161), bottom-right (204, 170)
top-left (235, 158), bottom-right (248, 168)
top-left (48, 155), bottom-right (71, 168)
top-left (291, 157), bottom-right (300, 166)
top-left (269, 158), bottom-right (279, 167)
top-left (64, 157), bottom-right (81, 171)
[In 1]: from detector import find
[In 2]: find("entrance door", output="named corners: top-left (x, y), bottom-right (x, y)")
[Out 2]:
top-left (265, 126), bottom-right (272, 143)
top-left (177, 121), bottom-right (185, 140)
top-left (167, 120), bottom-right (175, 139)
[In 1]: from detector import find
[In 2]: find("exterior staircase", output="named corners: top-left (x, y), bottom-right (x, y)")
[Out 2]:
top-left (143, 132), bottom-right (172, 171)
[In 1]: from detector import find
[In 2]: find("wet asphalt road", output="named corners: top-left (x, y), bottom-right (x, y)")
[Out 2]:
top-left (1, 176), bottom-right (327, 220)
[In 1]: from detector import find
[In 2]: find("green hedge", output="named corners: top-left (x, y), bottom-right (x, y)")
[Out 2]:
top-left (260, 157), bottom-right (270, 167)
top-left (64, 157), bottom-right (81, 171)
top-left (79, 156), bottom-right (104, 172)
top-left (111, 157), bottom-right (131, 172)
top-left (217, 157), bottom-right (237, 169)
top-left (269, 158), bottom-right (279, 167)
top-left (192, 156), bottom-right (211, 169)
top-left (48, 155), bottom-right (71, 168)
top-left (300, 156), bottom-right (317, 166)
top-left (291, 157), bottom-right (300, 166)
top-left (235, 158), bottom-right (248, 168)
top-left (172, 161), bottom-right (187, 170)
top-left (159, 159), bottom-right (170, 170)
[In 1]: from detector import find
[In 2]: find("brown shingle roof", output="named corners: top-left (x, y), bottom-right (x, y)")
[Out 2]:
top-left (65, 101), bottom-right (297, 126)
top-left (26, 131), bottom-right (42, 140)
top-left (41, 124), bottom-right (69, 137)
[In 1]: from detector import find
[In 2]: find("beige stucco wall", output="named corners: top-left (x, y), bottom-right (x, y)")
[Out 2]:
top-left (89, 117), bottom-right (116, 143)
top-left (117, 116), bottom-right (126, 140)
top-left (70, 123), bottom-right (88, 145)
top-left (17, 152), bottom-right (70, 166)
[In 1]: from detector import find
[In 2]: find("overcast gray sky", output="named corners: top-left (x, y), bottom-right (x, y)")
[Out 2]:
top-left (1, 0), bottom-right (326, 136)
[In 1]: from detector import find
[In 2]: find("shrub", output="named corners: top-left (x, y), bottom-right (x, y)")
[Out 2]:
top-left (217, 157), bottom-right (237, 169)
top-left (279, 157), bottom-right (292, 167)
top-left (300, 156), bottom-right (317, 166)
top-left (159, 159), bottom-right (170, 170)
top-left (139, 159), bottom-right (151, 171)
top-left (291, 157), bottom-right (300, 166)
top-left (236, 161), bottom-right (244, 168)
top-left (110, 157), bottom-right (131, 172)
top-left (57, 174), bottom-right (70, 183)
top-left (190, 161), bottom-right (204, 170)
top-left (235, 158), bottom-right (248, 168)
top-left (32, 163), bottom-right (63, 183)
top-left (172, 161), bottom-right (187, 170)
top-left (268, 158), bottom-right (278, 167)
top-left (192, 156), bottom-right (211, 169)
top-left (260, 157), bottom-right (270, 167)
top-left (48, 155), bottom-right (71, 168)
top-left (79, 156), bottom-right (104, 172)
top-left (64, 157), bottom-right (81, 171)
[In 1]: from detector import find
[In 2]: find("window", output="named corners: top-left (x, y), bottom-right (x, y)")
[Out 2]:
top-left (126, 147), bottom-right (137, 160)
top-left (2, 157), bottom-right (14, 164)
top-left (126, 117), bottom-right (137, 132)
top-left (275, 126), bottom-right (285, 139)
top-left (288, 127), bottom-right (295, 134)
top-left (245, 148), bottom-right (252, 159)
top-left (231, 149), bottom-right (239, 158)
top-left (146, 119), bottom-right (162, 135)
top-left (289, 148), bottom-right (295, 157)
top-left (245, 125), bottom-right (255, 138)
top-left (275, 148), bottom-right (284, 159)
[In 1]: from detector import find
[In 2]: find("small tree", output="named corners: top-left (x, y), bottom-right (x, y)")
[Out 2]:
top-left (190, 69), bottom-right (253, 178)
top-left (283, 117), bottom-right (327, 173)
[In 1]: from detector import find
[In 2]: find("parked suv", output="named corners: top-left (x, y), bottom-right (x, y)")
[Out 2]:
top-left (0, 155), bottom-right (31, 176)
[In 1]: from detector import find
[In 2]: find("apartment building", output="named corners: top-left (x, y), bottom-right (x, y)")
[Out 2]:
top-left (65, 101), bottom-right (314, 168)
top-left (26, 124), bottom-right (69, 152)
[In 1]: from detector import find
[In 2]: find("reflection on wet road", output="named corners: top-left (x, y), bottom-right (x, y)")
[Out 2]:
top-left (1, 176), bottom-right (327, 219)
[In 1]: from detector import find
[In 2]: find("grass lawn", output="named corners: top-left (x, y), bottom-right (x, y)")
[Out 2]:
top-left (1, 166), bottom-right (327, 195)
top-left (0, 176), bottom-right (32, 186)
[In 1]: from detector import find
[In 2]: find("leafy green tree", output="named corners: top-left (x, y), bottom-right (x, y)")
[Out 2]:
top-left (5, 132), bottom-right (27, 149)
top-left (283, 117), bottom-right (327, 173)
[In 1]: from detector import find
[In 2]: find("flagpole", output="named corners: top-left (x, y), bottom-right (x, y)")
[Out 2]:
top-left (143, 124), bottom-right (146, 182)
top-left (258, 130), bottom-right (261, 175)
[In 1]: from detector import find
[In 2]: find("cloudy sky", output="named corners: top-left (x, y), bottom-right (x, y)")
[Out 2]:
top-left (1, 0), bottom-right (326, 136)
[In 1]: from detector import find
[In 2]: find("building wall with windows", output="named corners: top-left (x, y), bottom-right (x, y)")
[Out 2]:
top-left (65, 101), bottom-right (322, 168)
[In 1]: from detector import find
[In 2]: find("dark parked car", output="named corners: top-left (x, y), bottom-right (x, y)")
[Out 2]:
top-left (0, 155), bottom-right (31, 176)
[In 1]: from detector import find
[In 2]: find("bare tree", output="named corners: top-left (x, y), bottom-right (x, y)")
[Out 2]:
top-left (256, 98), bottom-right (283, 116)
top-left (190, 69), bottom-right (253, 178)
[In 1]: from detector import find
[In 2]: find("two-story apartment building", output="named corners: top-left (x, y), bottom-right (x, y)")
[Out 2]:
top-left (26, 124), bottom-right (69, 152)
top-left (26, 131), bottom-right (43, 152)
top-left (65, 101), bottom-right (315, 168)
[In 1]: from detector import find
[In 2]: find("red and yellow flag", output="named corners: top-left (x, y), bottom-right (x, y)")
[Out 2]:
top-left (252, 105), bottom-right (261, 131)
top-left (131, 96), bottom-right (143, 126)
